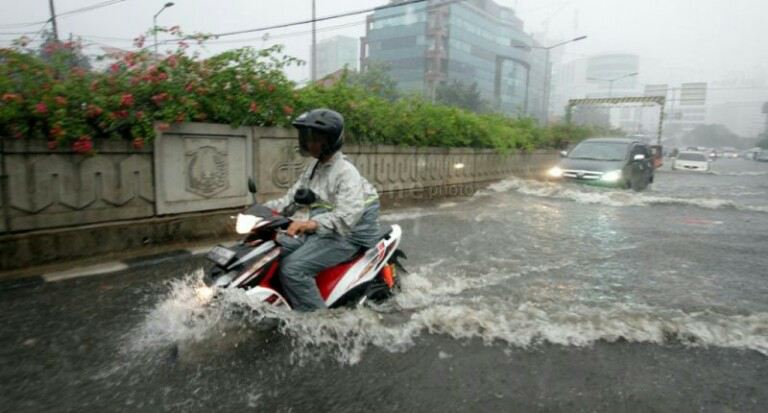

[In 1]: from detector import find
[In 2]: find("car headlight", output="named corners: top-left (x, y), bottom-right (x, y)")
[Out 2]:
top-left (235, 213), bottom-right (261, 234)
top-left (601, 170), bottom-right (622, 182)
top-left (547, 166), bottom-right (563, 177)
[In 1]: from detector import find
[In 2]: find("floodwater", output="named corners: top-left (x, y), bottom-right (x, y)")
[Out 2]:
top-left (2, 158), bottom-right (767, 412)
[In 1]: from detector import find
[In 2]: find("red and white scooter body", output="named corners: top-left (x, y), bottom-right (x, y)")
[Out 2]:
top-left (204, 210), bottom-right (404, 310)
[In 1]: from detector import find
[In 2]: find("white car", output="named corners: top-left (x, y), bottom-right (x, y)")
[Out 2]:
top-left (672, 151), bottom-right (710, 172)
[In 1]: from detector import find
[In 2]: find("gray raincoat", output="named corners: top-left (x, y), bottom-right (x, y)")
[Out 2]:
top-left (263, 151), bottom-right (381, 311)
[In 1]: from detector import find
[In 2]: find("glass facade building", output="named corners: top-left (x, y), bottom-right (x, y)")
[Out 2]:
top-left (314, 35), bottom-right (360, 79)
top-left (362, 0), bottom-right (545, 117)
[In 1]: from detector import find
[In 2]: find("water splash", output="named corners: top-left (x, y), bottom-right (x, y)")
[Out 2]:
top-left (276, 301), bottom-right (768, 365)
top-left (481, 177), bottom-right (768, 214)
top-left (127, 269), bottom-right (282, 352)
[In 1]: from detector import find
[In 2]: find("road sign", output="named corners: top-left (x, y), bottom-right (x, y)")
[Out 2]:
top-left (680, 82), bottom-right (707, 105)
top-left (644, 84), bottom-right (668, 98)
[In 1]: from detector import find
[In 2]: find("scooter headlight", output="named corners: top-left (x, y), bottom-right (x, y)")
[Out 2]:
top-left (601, 170), bottom-right (622, 182)
top-left (196, 286), bottom-right (214, 303)
top-left (236, 213), bottom-right (261, 234)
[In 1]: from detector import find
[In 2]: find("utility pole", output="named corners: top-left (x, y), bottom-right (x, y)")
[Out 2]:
top-left (48, 0), bottom-right (59, 41)
top-left (543, 48), bottom-right (551, 125)
top-left (311, 0), bottom-right (317, 82)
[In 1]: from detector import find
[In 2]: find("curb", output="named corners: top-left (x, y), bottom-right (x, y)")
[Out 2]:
top-left (0, 242), bottom-right (232, 290)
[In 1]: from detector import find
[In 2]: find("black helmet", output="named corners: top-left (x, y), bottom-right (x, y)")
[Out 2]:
top-left (293, 108), bottom-right (344, 157)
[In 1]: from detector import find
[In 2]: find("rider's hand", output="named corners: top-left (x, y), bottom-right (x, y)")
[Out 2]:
top-left (286, 220), bottom-right (318, 237)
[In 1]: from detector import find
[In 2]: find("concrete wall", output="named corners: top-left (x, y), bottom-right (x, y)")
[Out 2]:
top-left (0, 123), bottom-right (557, 235)
top-left (0, 122), bottom-right (558, 272)
top-left (0, 139), bottom-right (154, 234)
top-left (252, 132), bottom-right (556, 203)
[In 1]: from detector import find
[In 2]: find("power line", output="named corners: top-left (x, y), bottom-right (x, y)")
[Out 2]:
top-left (0, 31), bottom-right (39, 36)
top-left (208, 0), bottom-right (433, 39)
top-left (57, 0), bottom-right (126, 18)
top-left (0, 0), bottom-right (126, 30)
top-left (29, 21), bottom-right (50, 44)
top-left (144, 0), bottom-right (467, 51)
top-left (11, 0), bottom-right (464, 53)
top-left (0, 20), bottom-right (49, 30)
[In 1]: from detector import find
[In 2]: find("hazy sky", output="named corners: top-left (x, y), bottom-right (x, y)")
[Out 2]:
top-left (2, 0), bottom-right (767, 87)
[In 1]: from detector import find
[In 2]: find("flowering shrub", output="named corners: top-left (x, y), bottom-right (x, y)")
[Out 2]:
top-left (0, 28), bottom-right (302, 153)
top-left (1, 29), bottom-right (599, 154)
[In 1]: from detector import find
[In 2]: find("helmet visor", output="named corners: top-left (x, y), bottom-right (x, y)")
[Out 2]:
top-left (298, 127), bottom-right (311, 157)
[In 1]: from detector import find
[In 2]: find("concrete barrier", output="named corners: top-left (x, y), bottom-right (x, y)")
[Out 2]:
top-left (0, 122), bottom-right (558, 272)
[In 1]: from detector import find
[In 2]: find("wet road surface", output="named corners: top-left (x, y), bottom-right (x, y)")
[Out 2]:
top-left (1, 158), bottom-right (767, 412)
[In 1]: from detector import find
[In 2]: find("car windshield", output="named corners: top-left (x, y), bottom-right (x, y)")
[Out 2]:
top-left (568, 142), bottom-right (627, 161)
top-left (678, 153), bottom-right (707, 161)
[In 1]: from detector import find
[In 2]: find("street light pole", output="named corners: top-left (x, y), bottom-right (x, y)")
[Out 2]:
top-left (153, 2), bottom-right (175, 56)
top-left (311, 0), bottom-right (317, 82)
top-left (588, 72), bottom-right (638, 98)
top-left (514, 35), bottom-right (587, 125)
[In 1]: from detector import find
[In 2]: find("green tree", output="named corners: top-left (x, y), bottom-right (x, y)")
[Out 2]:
top-left (683, 124), bottom-right (741, 148)
top-left (757, 132), bottom-right (768, 149)
top-left (435, 80), bottom-right (488, 113)
top-left (343, 62), bottom-right (399, 101)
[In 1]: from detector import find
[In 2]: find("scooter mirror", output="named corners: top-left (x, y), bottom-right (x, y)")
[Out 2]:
top-left (248, 177), bottom-right (257, 194)
top-left (294, 188), bottom-right (317, 205)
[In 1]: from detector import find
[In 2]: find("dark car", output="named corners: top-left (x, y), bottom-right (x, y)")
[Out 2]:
top-left (547, 138), bottom-right (655, 191)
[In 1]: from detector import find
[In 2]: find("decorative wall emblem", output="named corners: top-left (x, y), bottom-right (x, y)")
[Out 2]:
top-left (186, 145), bottom-right (229, 197)
top-left (272, 143), bottom-right (306, 189)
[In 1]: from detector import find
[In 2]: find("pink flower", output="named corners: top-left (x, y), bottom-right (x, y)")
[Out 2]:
top-left (110, 63), bottom-right (120, 73)
top-left (283, 105), bottom-right (294, 115)
top-left (249, 102), bottom-right (260, 113)
top-left (120, 93), bottom-right (134, 107)
top-left (87, 104), bottom-right (104, 117)
top-left (135, 111), bottom-right (145, 120)
top-left (35, 103), bottom-right (47, 114)
top-left (178, 40), bottom-right (189, 49)
top-left (133, 137), bottom-right (144, 149)
top-left (165, 55), bottom-right (179, 68)
top-left (49, 125), bottom-right (65, 138)
top-left (156, 122), bottom-right (171, 132)
top-left (73, 136), bottom-right (93, 154)
top-left (170, 25), bottom-right (181, 34)
top-left (151, 93), bottom-right (169, 104)
top-left (48, 140), bottom-right (58, 150)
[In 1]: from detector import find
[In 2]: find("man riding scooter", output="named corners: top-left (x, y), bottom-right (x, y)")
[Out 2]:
top-left (264, 108), bottom-right (381, 311)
